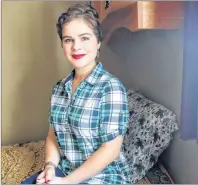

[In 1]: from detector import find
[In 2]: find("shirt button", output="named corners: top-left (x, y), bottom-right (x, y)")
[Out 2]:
top-left (63, 156), bottom-right (67, 160)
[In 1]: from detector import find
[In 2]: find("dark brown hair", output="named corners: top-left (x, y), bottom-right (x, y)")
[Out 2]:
top-left (56, 3), bottom-right (103, 43)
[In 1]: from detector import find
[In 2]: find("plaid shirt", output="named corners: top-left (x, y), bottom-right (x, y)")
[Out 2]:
top-left (49, 62), bottom-right (131, 184)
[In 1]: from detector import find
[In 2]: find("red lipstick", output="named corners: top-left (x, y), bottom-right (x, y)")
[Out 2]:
top-left (72, 54), bottom-right (86, 59)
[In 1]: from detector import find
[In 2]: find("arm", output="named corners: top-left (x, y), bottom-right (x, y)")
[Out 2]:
top-left (37, 83), bottom-right (62, 184)
top-left (37, 127), bottom-right (61, 184)
top-left (45, 127), bottom-right (61, 167)
top-left (45, 83), bottom-right (62, 168)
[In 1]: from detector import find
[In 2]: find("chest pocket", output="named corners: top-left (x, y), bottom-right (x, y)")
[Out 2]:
top-left (70, 98), bottom-right (100, 127)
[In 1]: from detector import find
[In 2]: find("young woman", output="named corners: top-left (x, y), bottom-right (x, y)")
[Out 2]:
top-left (22, 3), bottom-right (130, 184)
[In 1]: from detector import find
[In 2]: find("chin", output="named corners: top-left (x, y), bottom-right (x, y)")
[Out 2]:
top-left (70, 59), bottom-right (94, 69)
top-left (70, 60), bottom-right (89, 69)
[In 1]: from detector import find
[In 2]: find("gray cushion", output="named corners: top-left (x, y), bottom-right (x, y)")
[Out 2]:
top-left (124, 89), bottom-right (179, 183)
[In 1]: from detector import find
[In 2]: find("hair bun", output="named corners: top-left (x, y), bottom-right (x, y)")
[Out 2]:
top-left (84, 4), bottom-right (99, 19)
top-left (67, 4), bottom-right (99, 20)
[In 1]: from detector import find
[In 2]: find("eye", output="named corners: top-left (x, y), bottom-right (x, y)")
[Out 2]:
top-left (64, 38), bottom-right (73, 43)
top-left (81, 36), bottom-right (89, 41)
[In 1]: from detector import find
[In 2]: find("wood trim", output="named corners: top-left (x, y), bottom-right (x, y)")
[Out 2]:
top-left (137, 2), bottom-right (144, 30)
top-left (101, 1), bottom-right (112, 21)
top-left (101, 1), bottom-right (184, 43)
top-left (140, 1), bottom-right (184, 29)
top-left (110, 2), bottom-right (135, 12)
top-left (102, 4), bottom-right (136, 43)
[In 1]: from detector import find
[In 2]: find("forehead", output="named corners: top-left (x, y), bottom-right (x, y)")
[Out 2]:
top-left (62, 19), bottom-right (94, 37)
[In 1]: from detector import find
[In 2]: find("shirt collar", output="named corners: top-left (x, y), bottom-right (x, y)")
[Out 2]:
top-left (85, 62), bottom-right (104, 85)
top-left (64, 62), bottom-right (104, 88)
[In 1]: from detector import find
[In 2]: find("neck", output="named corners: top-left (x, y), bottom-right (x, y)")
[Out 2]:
top-left (74, 61), bottom-right (97, 82)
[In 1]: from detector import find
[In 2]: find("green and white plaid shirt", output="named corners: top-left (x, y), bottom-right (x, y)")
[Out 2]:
top-left (49, 62), bottom-right (131, 184)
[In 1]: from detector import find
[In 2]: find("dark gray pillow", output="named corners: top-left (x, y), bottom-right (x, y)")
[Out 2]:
top-left (124, 90), bottom-right (179, 183)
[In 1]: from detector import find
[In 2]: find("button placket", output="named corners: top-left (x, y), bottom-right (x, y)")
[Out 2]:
top-left (68, 82), bottom-right (86, 120)
top-left (64, 83), bottom-right (72, 120)
top-left (72, 82), bottom-right (86, 105)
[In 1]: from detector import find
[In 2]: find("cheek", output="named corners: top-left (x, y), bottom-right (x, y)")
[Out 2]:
top-left (63, 45), bottom-right (71, 56)
top-left (84, 43), bottom-right (98, 55)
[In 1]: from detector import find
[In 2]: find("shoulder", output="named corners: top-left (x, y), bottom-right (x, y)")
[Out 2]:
top-left (51, 79), bottom-right (64, 95)
top-left (51, 73), bottom-right (72, 94)
top-left (53, 77), bottom-right (66, 88)
top-left (99, 69), bottom-right (126, 94)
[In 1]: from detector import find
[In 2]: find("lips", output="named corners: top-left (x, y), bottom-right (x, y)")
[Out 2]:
top-left (72, 54), bottom-right (86, 59)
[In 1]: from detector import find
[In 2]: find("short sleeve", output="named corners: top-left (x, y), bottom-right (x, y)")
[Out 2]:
top-left (99, 81), bottom-right (129, 143)
top-left (48, 80), bottom-right (62, 130)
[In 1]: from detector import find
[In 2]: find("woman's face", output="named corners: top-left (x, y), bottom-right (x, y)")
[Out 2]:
top-left (61, 18), bottom-right (101, 69)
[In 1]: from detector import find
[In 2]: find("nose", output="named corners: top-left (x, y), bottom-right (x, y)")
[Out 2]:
top-left (72, 39), bottom-right (82, 51)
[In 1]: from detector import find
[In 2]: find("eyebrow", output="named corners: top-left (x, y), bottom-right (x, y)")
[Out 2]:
top-left (62, 33), bottom-right (92, 39)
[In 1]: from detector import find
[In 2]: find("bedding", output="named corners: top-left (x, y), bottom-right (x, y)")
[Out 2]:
top-left (2, 140), bottom-right (174, 184)
top-left (124, 89), bottom-right (178, 183)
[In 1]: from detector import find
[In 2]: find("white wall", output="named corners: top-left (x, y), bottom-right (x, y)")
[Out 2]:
top-left (2, 1), bottom-right (83, 145)
top-left (99, 28), bottom-right (198, 184)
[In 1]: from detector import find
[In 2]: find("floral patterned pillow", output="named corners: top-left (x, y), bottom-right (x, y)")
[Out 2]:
top-left (124, 90), bottom-right (179, 183)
